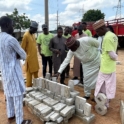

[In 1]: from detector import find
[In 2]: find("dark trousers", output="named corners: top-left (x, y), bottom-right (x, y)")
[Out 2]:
top-left (42, 56), bottom-right (52, 78)
top-left (80, 63), bottom-right (83, 83)
top-left (65, 64), bottom-right (70, 75)
top-left (60, 69), bottom-right (66, 84)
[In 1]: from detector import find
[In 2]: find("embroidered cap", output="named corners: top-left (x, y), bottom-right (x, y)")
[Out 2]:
top-left (93, 19), bottom-right (105, 30)
top-left (66, 37), bottom-right (76, 47)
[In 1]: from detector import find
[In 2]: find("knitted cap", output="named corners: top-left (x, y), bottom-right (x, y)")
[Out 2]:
top-left (93, 19), bottom-right (105, 30)
top-left (66, 37), bottom-right (76, 47)
top-left (30, 21), bottom-right (38, 28)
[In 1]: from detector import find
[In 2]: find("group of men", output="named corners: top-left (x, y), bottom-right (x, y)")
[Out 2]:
top-left (0, 15), bottom-right (118, 124)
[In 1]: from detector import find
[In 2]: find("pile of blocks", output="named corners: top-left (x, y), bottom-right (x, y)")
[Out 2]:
top-left (23, 76), bottom-right (95, 124)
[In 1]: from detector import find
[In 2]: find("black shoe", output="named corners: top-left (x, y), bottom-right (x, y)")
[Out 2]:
top-left (83, 96), bottom-right (90, 100)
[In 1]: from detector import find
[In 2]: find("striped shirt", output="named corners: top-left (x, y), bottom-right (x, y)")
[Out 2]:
top-left (0, 32), bottom-right (26, 97)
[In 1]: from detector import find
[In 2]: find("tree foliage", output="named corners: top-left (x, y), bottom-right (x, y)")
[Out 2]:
top-left (6, 8), bottom-right (31, 31)
top-left (82, 9), bottom-right (105, 22)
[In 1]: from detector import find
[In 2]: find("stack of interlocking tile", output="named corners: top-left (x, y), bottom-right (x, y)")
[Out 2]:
top-left (23, 76), bottom-right (95, 124)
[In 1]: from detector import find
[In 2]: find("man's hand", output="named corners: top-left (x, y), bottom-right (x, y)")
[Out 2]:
top-left (16, 53), bottom-right (20, 59)
top-left (53, 49), bottom-right (61, 54)
top-left (53, 73), bottom-right (60, 79)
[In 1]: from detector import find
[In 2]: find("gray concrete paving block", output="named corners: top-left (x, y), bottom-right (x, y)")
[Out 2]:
top-left (34, 93), bottom-right (44, 99)
top-left (66, 98), bottom-right (74, 106)
top-left (36, 95), bottom-right (48, 102)
top-left (34, 103), bottom-right (49, 113)
top-left (33, 87), bottom-right (39, 91)
top-left (84, 103), bottom-right (92, 117)
top-left (79, 98), bottom-right (87, 111)
top-left (95, 104), bottom-right (107, 116)
top-left (52, 77), bottom-right (57, 82)
top-left (75, 97), bottom-right (80, 109)
top-left (70, 91), bottom-right (80, 98)
top-left (82, 114), bottom-right (95, 124)
top-left (45, 73), bottom-right (51, 80)
top-left (53, 103), bottom-right (66, 112)
top-left (75, 109), bottom-right (84, 117)
top-left (45, 79), bottom-right (50, 90)
top-left (55, 83), bottom-right (62, 96)
top-left (43, 111), bottom-right (55, 122)
top-left (47, 91), bottom-right (54, 99)
top-left (50, 112), bottom-right (60, 121)
top-left (25, 97), bottom-right (34, 106)
top-left (95, 93), bottom-right (107, 105)
top-left (61, 85), bottom-right (71, 98)
top-left (41, 78), bottom-right (46, 89)
top-left (28, 100), bottom-right (40, 109)
top-left (40, 106), bottom-right (53, 117)
top-left (45, 122), bottom-right (57, 124)
top-left (54, 96), bottom-right (61, 102)
top-left (120, 100), bottom-right (124, 124)
top-left (63, 111), bottom-right (72, 121)
top-left (26, 94), bottom-right (30, 98)
top-left (60, 105), bottom-right (75, 117)
top-left (43, 97), bottom-right (59, 107)
top-left (56, 116), bottom-right (63, 123)
top-left (49, 81), bottom-right (57, 93)
top-left (31, 92), bottom-right (42, 98)
top-left (29, 91), bottom-right (36, 97)
top-left (26, 87), bottom-right (33, 93)
top-left (68, 80), bottom-right (74, 92)
top-left (75, 96), bottom-right (86, 110)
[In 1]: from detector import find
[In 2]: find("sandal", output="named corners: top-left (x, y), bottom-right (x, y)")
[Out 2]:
top-left (7, 115), bottom-right (15, 124)
top-left (21, 120), bottom-right (32, 124)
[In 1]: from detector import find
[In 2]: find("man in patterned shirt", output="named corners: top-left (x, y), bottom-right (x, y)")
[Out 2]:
top-left (0, 16), bottom-right (32, 124)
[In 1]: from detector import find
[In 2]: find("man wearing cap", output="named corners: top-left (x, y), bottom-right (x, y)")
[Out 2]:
top-left (93, 19), bottom-right (118, 107)
top-left (37, 24), bottom-right (54, 78)
top-left (21, 21), bottom-right (39, 87)
top-left (55, 36), bottom-right (100, 99)
top-left (49, 26), bottom-right (67, 85)
top-left (82, 22), bottom-right (92, 37)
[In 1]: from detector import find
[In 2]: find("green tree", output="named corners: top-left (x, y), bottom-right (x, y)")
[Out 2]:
top-left (6, 8), bottom-right (31, 31)
top-left (82, 9), bottom-right (105, 22)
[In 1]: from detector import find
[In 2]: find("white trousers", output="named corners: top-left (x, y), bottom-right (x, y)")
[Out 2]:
top-left (6, 95), bottom-right (23, 124)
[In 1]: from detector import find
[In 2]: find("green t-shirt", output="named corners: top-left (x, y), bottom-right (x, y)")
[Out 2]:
top-left (83, 29), bottom-right (92, 36)
top-left (63, 34), bottom-right (71, 39)
top-left (100, 31), bottom-right (118, 74)
top-left (37, 33), bottom-right (54, 56)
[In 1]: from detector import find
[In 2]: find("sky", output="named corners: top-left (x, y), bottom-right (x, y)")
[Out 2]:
top-left (0, 0), bottom-right (124, 30)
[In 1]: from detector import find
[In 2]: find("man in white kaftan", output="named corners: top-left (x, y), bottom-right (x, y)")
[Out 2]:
top-left (56, 36), bottom-right (100, 99)
top-left (0, 16), bottom-right (32, 124)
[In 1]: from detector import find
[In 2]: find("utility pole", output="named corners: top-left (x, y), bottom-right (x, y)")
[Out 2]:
top-left (57, 10), bottom-right (59, 28)
top-left (114, 0), bottom-right (123, 19)
top-left (44, 0), bottom-right (49, 28)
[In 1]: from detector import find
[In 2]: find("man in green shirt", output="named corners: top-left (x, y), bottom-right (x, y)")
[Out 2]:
top-left (82, 22), bottom-right (92, 37)
top-left (93, 19), bottom-right (118, 108)
top-left (37, 24), bottom-right (54, 78)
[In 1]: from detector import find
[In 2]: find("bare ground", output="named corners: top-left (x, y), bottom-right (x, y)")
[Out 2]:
top-left (0, 49), bottom-right (124, 124)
